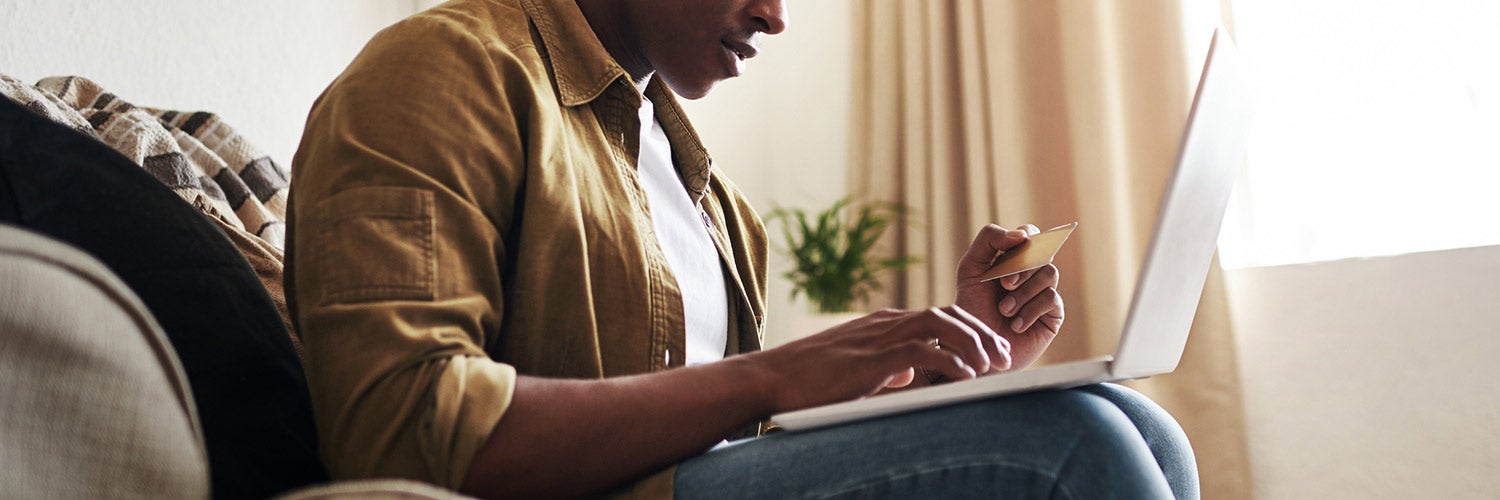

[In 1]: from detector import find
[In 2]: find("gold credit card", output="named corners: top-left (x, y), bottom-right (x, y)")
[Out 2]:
top-left (978, 222), bottom-right (1078, 282)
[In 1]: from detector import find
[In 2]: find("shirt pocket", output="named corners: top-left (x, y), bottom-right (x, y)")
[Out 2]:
top-left (315, 186), bottom-right (436, 306)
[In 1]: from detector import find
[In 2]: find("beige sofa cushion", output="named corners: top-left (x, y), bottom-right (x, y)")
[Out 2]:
top-left (0, 224), bottom-right (208, 499)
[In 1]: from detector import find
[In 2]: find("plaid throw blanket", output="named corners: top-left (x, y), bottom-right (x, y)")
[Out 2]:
top-left (34, 76), bottom-right (290, 248)
top-left (1, 74), bottom-right (301, 355)
top-left (0, 75), bottom-right (96, 138)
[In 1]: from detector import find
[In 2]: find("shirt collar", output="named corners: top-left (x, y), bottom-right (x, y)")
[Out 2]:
top-left (520, 0), bottom-right (631, 107)
top-left (643, 77), bottom-right (714, 204)
top-left (519, 0), bottom-right (713, 204)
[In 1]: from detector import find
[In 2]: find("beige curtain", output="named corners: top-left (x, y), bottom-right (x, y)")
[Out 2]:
top-left (849, 1), bottom-right (1252, 498)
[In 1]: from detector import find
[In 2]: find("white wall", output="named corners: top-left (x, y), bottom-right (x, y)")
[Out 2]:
top-left (1227, 245), bottom-right (1500, 499)
top-left (680, 0), bottom-right (857, 347)
top-left (0, 0), bottom-right (415, 167)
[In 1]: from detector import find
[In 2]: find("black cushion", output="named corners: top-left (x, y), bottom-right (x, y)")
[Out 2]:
top-left (0, 94), bottom-right (327, 498)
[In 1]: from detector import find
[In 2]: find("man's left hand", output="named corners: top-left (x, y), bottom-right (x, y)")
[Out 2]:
top-left (954, 224), bottom-right (1065, 372)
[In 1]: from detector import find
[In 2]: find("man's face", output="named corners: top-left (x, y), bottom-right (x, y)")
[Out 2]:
top-left (629, 0), bottom-right (788, 99)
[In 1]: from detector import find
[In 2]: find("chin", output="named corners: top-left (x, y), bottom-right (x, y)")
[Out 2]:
top-left (659, 73), bottom-right (721, 100)
top-left (675, 86), bottom-right (714, 100)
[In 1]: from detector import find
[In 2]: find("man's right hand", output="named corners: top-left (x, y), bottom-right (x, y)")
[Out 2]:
top-left (463, 305), bottom-right (1011, 498)
top-left (739, 305), bottom-right (1012, 414)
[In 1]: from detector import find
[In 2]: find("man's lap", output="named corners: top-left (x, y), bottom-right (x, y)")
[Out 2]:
top-left (674, 384), bottom-right (1193, 500)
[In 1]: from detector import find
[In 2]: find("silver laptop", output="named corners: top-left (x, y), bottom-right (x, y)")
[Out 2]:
top-left (772, 29), bottom-right (1254, 431)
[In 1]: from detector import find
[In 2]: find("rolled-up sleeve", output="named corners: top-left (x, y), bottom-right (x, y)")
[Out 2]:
top-left (287, 13), bottom-right (531, 489)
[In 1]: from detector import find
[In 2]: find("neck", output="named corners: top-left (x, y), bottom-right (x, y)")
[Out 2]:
top-left (575, 0), bottom-right (653, 85)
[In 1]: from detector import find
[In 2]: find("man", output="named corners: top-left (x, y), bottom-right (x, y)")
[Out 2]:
top-left (288, 0), bottom-right (1197, 498)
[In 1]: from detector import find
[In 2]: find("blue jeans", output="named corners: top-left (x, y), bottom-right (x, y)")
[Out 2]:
top-left (675, 384), bottom-right (1196, 499)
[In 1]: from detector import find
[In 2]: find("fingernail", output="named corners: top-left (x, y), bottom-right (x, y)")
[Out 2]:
top-left (999, 296), bottom-right (1016, 315)
top-left (1012, 318), bottom-right (1025, 333)
top-left (1003, 276), bottom-right (1018, 289)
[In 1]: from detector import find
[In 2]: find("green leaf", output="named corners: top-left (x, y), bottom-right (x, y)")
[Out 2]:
top-left (767, 196), bottom-right (918, 313)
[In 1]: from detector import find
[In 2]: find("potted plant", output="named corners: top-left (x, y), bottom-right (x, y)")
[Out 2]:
top-left (767, 198), bottom-right (917, 323)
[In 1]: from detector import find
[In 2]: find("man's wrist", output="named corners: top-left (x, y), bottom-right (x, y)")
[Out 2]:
top-left (721, 354), bottom-right (781, 417)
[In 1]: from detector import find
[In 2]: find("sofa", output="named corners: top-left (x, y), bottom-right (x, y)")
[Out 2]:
top-left (0, 223), bottom-right (208, 498)
top-left (0, 224), bottom-right (472, 499)
top-left (0, 78), bottom-right (466, 498)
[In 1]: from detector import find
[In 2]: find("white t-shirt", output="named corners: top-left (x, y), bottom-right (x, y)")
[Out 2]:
top-left (635, 91), bottom-right (729, 366)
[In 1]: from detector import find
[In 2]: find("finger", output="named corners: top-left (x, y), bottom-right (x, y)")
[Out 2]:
top-left (922, 307), bottom-right (992, 373)
top-left (1039, 294), bottom-right (1066, 333)
top-left (943, 305), bottom-right (1011, 372)
top-left (990, 225), bottom-right (1032, 252)
top-left (1010, 288), bottom-right (1063, 334)
top-left (944, 305), bottom-right (1009, 352)
top-left (893, 340), bottom-right (976, 382)
top-left (958, 224), bottom-right (1028, 278)
top-left (1038, 309), bottom-right (1064, 335)
top-left (998, 225), bottom-right (1040, 288)
top-left (1000, 264), bottom-right (1060, 317)
top-left (886, 367), bottom-right (916, 388)
top-left (1002, 267), bottom-right (1039, 291)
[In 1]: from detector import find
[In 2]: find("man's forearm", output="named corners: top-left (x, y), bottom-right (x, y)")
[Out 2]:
top-left (458, 305), bottom-right (1012, 498)
top-left (459, 356), bottom-right (776, 498)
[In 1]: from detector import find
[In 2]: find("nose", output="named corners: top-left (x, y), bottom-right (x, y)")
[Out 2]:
top-left (747, 0), bottom-right (788, 35)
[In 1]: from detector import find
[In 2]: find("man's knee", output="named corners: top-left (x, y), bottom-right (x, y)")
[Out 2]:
top-left (934, 388), bottom-right (1158, 460)
top-left (1085, 383), bottom-right (1178, 424)
top-left (1079, 384), bottom-right (1192, 452)
top-left (1038, 389), bottom-right (1152, 445)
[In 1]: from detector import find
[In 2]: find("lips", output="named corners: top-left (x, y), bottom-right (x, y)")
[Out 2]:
top-left (721, 39), bottom-right (758, 61)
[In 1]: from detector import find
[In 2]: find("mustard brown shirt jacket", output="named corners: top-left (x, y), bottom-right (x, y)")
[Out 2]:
top-left (286, 0), bottom-right (770, 495)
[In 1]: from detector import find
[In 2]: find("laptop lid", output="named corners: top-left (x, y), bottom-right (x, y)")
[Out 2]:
top-left (1111, 29), bottom-right (1255, 378)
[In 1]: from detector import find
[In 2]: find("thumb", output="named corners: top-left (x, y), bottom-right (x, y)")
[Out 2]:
top-left (958, 224), bottom-right (1030, 277)
top-left (885, 367), bottom-right (916, 388)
